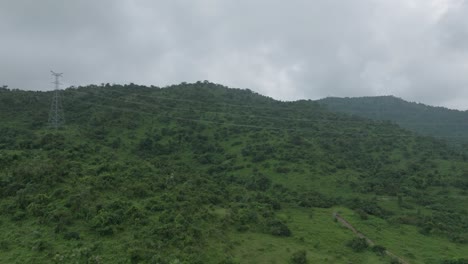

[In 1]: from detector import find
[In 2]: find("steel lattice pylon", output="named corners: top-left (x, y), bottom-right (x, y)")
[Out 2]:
top-left (48, 71), bottom-right (65, 129)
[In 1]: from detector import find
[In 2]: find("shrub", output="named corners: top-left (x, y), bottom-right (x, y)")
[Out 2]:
top-left (0, 240), bottom-right (9, 251)
top-left (275, 167), bottom-right (291, 174)
top-left (355, 208), bottom-right (368, 220)
top-left (11, 211), bottom-right (26, 221)
top-left (442, 259), bottom-right (468, 264)
top-left (32, 240), bottom-right (50, 252)
top-left (64, 231), bottom-right (81, 240)
top-left (268, 219), bottom-right (291, 237)
top-left (346, 237), bottom-right (368, 252)
top-left (129, 248), bottom-right (152, 264)
top-left (91, 210), bottom-right (122, 236)
top-left (371, 245), bottom-right (386, 256)
top-left (290, 250), bottom-right (307, 264)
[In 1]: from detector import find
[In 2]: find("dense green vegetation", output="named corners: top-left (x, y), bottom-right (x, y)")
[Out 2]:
top-left (318, 96), bottom-right (468, 145)
top-left (1, 82), bottom-right (468, 263)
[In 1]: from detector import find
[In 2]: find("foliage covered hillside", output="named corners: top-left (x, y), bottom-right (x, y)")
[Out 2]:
top-left (0, 83), bottom-right (468, 263)
top-left (318, 96), bottom-right (468, 145)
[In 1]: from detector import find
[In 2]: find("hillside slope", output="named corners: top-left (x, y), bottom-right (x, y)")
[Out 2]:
top-left (318, 96), bottom-right (468, 145)
top-left (0, 83), bottom-right (467, 263)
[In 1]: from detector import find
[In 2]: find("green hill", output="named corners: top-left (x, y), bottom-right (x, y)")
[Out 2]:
top-left (0, 83), bottom-right (467, 263)
top-left (318, 96), bottom-right (468, 145)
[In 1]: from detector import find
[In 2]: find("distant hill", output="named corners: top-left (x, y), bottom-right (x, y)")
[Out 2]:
top-left (1, 83), bottom-right (467, 263)
top-left (318, 96), bottom-right (468, 144)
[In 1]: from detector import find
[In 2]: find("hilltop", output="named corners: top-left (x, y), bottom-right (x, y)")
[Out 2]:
top-left (0, 82), bottom-right (467, 263)
top-left (318, 96), bottom-right (468, 145)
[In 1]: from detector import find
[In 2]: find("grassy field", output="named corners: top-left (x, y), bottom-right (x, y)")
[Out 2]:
top-left (227, 206), bottom-right (468, 264)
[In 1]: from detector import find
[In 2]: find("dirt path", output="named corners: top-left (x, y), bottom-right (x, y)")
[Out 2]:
top-left (333, 212), bottom-right (409, 264)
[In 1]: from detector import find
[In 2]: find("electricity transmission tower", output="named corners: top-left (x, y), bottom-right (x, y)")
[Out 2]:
top-left (48, 71), bottom-right (65, 129)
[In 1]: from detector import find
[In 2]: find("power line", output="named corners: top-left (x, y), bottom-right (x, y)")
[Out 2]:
top-left (84, 87), bottom-right (315, 113)
top-left (73, 88), bottom-right (468, 126)
top-left (69, 90), bottom-right (401, 126)
top-left (4, 86), bottom-right (466, 140)
top-left (70, 90), bottom-right (468, 141)
top-left (79, 100), bottom-right (442, 139)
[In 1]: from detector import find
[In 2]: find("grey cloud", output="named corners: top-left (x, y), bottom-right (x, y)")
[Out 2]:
top-left (1, 0), bottom-right (468, 109)
top-left (437, 1), bottom-right (468, 51)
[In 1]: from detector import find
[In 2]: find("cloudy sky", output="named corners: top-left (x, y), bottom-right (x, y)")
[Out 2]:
top-left (1, 0), bottom-right (468, 109)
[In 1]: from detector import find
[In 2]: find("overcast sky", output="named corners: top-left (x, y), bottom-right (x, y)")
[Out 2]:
top-left (1, 0), bottom-right (468, 109)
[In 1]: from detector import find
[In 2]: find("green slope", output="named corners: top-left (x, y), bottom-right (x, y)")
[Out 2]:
top-left (317, 96), bottom-right (468, 145)
top-left (0, 83), bottom-right (467, 263)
